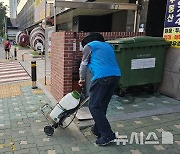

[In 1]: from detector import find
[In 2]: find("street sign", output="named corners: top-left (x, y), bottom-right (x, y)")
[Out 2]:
top-left (163, 0), bottom-right (180, 48)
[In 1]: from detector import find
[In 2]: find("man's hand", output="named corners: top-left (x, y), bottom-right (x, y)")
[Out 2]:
top-left (78, 80), bottom-right (85, 87)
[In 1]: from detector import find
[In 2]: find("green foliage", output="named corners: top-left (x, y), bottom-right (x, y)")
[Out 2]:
top-left (0, 2), bottom-right (7, 37)
top-left (16, 45), bottom-right (30, 50)
top-left (31, 51), bottom-right (40, 55)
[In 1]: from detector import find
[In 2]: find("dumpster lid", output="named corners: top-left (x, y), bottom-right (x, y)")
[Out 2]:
top-left (107, 36), bottom-right (167, 44)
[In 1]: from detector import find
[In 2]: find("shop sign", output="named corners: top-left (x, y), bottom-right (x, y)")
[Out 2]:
top-left (163, 0), bottom-right (180, 48)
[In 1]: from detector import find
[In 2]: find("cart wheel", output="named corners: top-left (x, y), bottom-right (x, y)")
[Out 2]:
top-left (44, 126), bottom-right (54, 136)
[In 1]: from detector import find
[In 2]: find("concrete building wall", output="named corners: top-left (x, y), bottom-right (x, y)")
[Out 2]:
top-left (111, 11), bottom-right (128, 32)
top-left (9, 0), bottom-right (17, 18)
top-left (17, 0), bottom-right (34, 30)
top-left (126, 0), bottom-right (149, 32)
top-left (17, 0), bottom-right (28, 15)
top-left (158, 48), bottom-right (180, 100)
top-left (7, 29), bottom-right (18, 39)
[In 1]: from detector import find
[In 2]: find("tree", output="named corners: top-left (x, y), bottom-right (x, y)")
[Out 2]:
top-left (0, 2), bottom-right (7, 37)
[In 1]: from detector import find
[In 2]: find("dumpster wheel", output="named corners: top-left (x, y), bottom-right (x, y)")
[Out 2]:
top-left (118, 89), bottom-right (126, 97)
top-left (146, 84), bottom-right (158, 94)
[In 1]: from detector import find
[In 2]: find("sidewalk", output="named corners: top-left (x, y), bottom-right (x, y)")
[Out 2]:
top-left (0, 46), bottom-right (179, 154)
top-left (0, 80), bottom-right (180, 154)
top-left (13, 46), bottom-right (55, 104)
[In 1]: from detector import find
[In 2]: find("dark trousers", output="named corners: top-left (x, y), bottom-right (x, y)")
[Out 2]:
top-left (89, 76), bottom-right (120, 137)
top-left (5, 49), bottom-right (10, 59)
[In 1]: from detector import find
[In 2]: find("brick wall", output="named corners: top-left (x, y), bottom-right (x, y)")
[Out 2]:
top-left (51, 32), bottom-right (145, 101)
top-left (51, 32), bottom-right (65, 101)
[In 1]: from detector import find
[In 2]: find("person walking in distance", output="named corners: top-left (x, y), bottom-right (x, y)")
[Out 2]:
top-left (79, 33), bottom-right (121, 146)
top-left (4, 38), bottom-right (11, 59)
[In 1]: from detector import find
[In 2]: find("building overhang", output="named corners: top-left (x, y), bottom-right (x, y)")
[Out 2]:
top-left (56, 9), bottom-right (125, 25)
top-left (53, 1), bottom-right (138, 11)
top-left (48, 0), bottom-right (140, 32)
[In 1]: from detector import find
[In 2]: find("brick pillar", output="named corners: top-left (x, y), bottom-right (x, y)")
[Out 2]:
top-left (64, 32), bottom-right (74, 96)
top-left (51, 32), bottom-right (74, 101)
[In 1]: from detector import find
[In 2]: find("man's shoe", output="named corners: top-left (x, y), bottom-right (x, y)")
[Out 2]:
top-left (96, 133), bottom-right (116, 146)
top-left (91, 126), bottom-right (101, 138)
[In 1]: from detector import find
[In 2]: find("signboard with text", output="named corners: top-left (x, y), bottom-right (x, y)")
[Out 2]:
top-left (163, 0), bottom-right (180, 48)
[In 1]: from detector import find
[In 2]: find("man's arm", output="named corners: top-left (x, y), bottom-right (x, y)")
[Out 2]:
top-left (79, 45), bottom-right (91, 86)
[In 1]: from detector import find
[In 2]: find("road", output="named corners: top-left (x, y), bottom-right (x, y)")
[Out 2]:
top-left (0, 44), bottom-right (31, 84)
top-left (0, 44), bottom-right (5, 60)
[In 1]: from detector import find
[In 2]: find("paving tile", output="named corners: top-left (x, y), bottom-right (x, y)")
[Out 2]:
top-left (151, 116), bottom-right (160, 121)
top-left (37, 145), bottom-right (54, 152)
top-left (71, 146), bottom-right (80, 152)
top-left (156, 128), bottom-right (165, 133)
top-left (175, 141), bottom-right (180, 146)
top-left (130, 149), bottom-right (142, 154)
top-left (174, 124), bottom-right (180, 129)
top-left (61, 147), bottom-right (75, 154)
top-left (43, 138), bottom-right (50, 142)
top-left (153, 145), bottom-right (166, 151)
top-left (3, 152), bottom-right (14, 154)
top-left (20, 143), bottom-right (37, 149)
top-left (17, 122), bottom-right (23, 125)
top-left (84, 131), bottom-right (91, 137)
top-left (134, 121), bottom-right (143, 125)
top-left (48, 150), bottom-right (56, 154)
top-left (116, 123), bottom-right (125, 128)
top-left (30, 148), bottom-right (40, 154)
top-left (20, 141), bottom-right (28, 145)
top-left (138, 145), bottom-right (159, 154)
top-left (120, 145), bottom-right (137, 153)
top-left (0, 123), bottom-right (4, 128)
top-left (53, 145), bottom-right (64, 153)
top-left (13, 149), bottom-right (30, 154)
top-left (19, 131), bottom-right (25, 134)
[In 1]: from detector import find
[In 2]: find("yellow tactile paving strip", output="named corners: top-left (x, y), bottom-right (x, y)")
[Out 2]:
top-left (32, 89), bottom-right (44, 94)
top-left (0, 142), bottom-right (16, 151)
top-left (0, 81), bottom-right (31, 98)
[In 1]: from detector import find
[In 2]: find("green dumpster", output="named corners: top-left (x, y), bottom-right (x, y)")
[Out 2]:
top-left (107, 36), bottom-right (170, 92)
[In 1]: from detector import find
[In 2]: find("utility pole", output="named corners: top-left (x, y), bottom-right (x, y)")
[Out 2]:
top-left (45, 0), bottom-right (47, 85)
top-left (134, 0), bottom-right (142, 32)
top-left (54, 0), bottom-right (56, 32)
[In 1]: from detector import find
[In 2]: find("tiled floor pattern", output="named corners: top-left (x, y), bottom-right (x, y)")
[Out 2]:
top-left (107, 91), bottom-right (180, 116)
top-left (77, 90), bottom-right (180, 128)
top-left (0, 82), bottom-right (179, 153)
top-left (81, 113), bottom-right (180, 154)
top-left (0, 81), bottom-right (31, 98)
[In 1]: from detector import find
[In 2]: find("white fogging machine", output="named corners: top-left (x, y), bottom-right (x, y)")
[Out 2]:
top-left (40, 89), bottom-right (89, 136)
